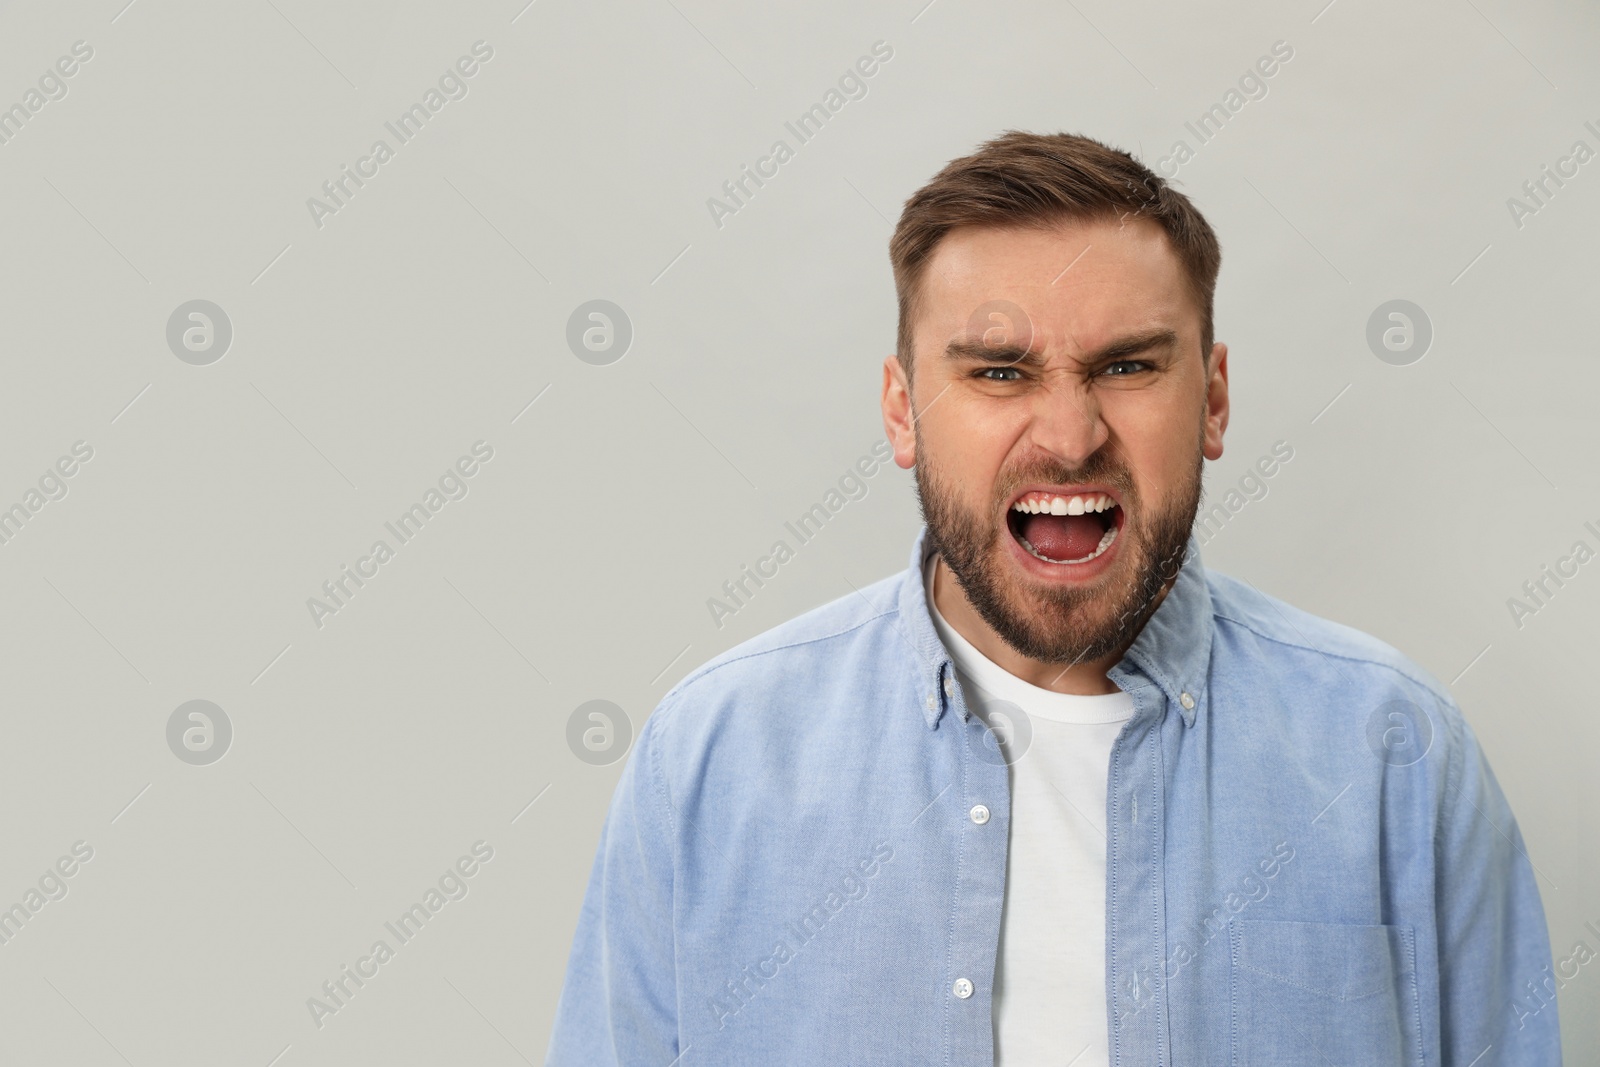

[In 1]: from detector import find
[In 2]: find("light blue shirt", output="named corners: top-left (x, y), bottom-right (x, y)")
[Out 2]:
top-left (546, 527), bottom-right (1561, 1066)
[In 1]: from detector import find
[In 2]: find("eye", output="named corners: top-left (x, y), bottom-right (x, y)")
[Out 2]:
top-left (1101, 360), bottom-right (1150, 377)
top-left (976, 366), bottom-right (1023, 381)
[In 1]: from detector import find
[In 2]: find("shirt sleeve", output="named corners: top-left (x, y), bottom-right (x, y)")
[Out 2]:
top-left (1434, 703), bottom-right (1562, 1065)
top-left (545, 706), bottom-right (680, 1066)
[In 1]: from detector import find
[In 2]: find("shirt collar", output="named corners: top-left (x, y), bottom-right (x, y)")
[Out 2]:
top-left (897, 524), bottom-right (1214, 730)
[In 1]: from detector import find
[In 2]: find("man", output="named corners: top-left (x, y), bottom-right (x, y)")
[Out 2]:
top-left (546, 131), bottom-right (1560, 1066)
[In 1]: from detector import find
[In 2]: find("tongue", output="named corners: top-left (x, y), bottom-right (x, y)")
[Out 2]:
top-left (1019, 513), bottom-right (1103, 561)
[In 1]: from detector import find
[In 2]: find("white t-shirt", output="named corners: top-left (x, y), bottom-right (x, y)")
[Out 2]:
top-left (925, 555), bottom-right (1133, 1067)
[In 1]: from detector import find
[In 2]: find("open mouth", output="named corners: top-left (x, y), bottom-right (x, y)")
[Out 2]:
top-left (1005, 490), bottom-right (1122, 565)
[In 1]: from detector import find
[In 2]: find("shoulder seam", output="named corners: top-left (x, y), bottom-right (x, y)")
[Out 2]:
top-left (645, 603), bottom-right (900, 821)
top-left (661, 605), bottom-right (900, 704)
top-left (1210, 605), bottom-right (1454, 705)
top-left (644, 696), bottom-right (681, 823)
top-left (1433, 702), bottom-right (1468, 867)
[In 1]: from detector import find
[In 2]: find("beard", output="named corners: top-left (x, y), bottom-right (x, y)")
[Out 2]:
top-left (915, 426), bottom-right (1205, 668)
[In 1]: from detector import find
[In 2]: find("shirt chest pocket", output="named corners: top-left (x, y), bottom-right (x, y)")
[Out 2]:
top-left (1228, 919), bottom-right (1423, 1067)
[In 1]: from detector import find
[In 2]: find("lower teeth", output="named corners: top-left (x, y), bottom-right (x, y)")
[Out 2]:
top-left (1021, 522), bottom-right (1118, 565)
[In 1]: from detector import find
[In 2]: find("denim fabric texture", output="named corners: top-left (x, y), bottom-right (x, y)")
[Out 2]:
top-left (546, 526), bottom-right (1561, 1067)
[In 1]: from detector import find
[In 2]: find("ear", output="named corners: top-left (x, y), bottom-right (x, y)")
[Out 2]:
top-left (881, 354), bottom-right (917, 469)
top-left (1203, 342), bottom-right (1229, 461)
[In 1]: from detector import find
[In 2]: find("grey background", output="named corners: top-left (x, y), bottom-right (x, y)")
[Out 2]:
top-left (1, 0), bottom-right (1595, 1062)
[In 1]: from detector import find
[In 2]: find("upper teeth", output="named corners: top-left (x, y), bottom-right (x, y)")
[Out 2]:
top-left (1011, 493), bottom-right (1116, 515)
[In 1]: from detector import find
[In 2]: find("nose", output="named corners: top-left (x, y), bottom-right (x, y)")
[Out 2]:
top-left (1025, 377), bottom-right (1108, 469)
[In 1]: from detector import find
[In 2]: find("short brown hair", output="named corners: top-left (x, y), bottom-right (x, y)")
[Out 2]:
top-left (889, 130), bottom-right (1221, 379)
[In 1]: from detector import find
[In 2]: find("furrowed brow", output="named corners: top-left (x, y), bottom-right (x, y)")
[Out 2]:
top-left (1086, 328), bottom-right (1178, 364)
top-left (943, 338), bottom-right (1046, 367)
top-left (943, 327), bottom-right (1179, 369)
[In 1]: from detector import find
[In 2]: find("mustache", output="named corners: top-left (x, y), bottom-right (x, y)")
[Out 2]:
top-left (992, 454), bottom-right (1134, 506)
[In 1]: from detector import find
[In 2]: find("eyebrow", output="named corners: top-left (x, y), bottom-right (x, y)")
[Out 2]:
top-left (943, 327), bottom-right (1179, 368)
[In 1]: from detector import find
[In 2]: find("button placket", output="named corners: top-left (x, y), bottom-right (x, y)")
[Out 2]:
top-left (944, 695), bottom-right (1009, 1062)
top-left (1103, 681), bottom-right (1171, 1064)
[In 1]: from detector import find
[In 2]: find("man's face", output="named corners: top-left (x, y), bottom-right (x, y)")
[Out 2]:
top-left (881, 216), bottom-right (1228, 666)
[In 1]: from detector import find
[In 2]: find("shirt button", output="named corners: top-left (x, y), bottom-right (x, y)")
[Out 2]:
top-left (925, 693), bottom-right (936, 710)
top-left (953, 978), bottom-right (974, 999)
top-left (1180, 691), bottom-right (1195, 710)
top-left (943, 677), bottom-right (954, 698)
top-left (969, 804), bottom-right (990, 825)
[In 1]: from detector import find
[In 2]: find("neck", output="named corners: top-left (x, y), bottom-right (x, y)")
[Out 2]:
top-left (931, 554), bottom-right (1169, 695)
